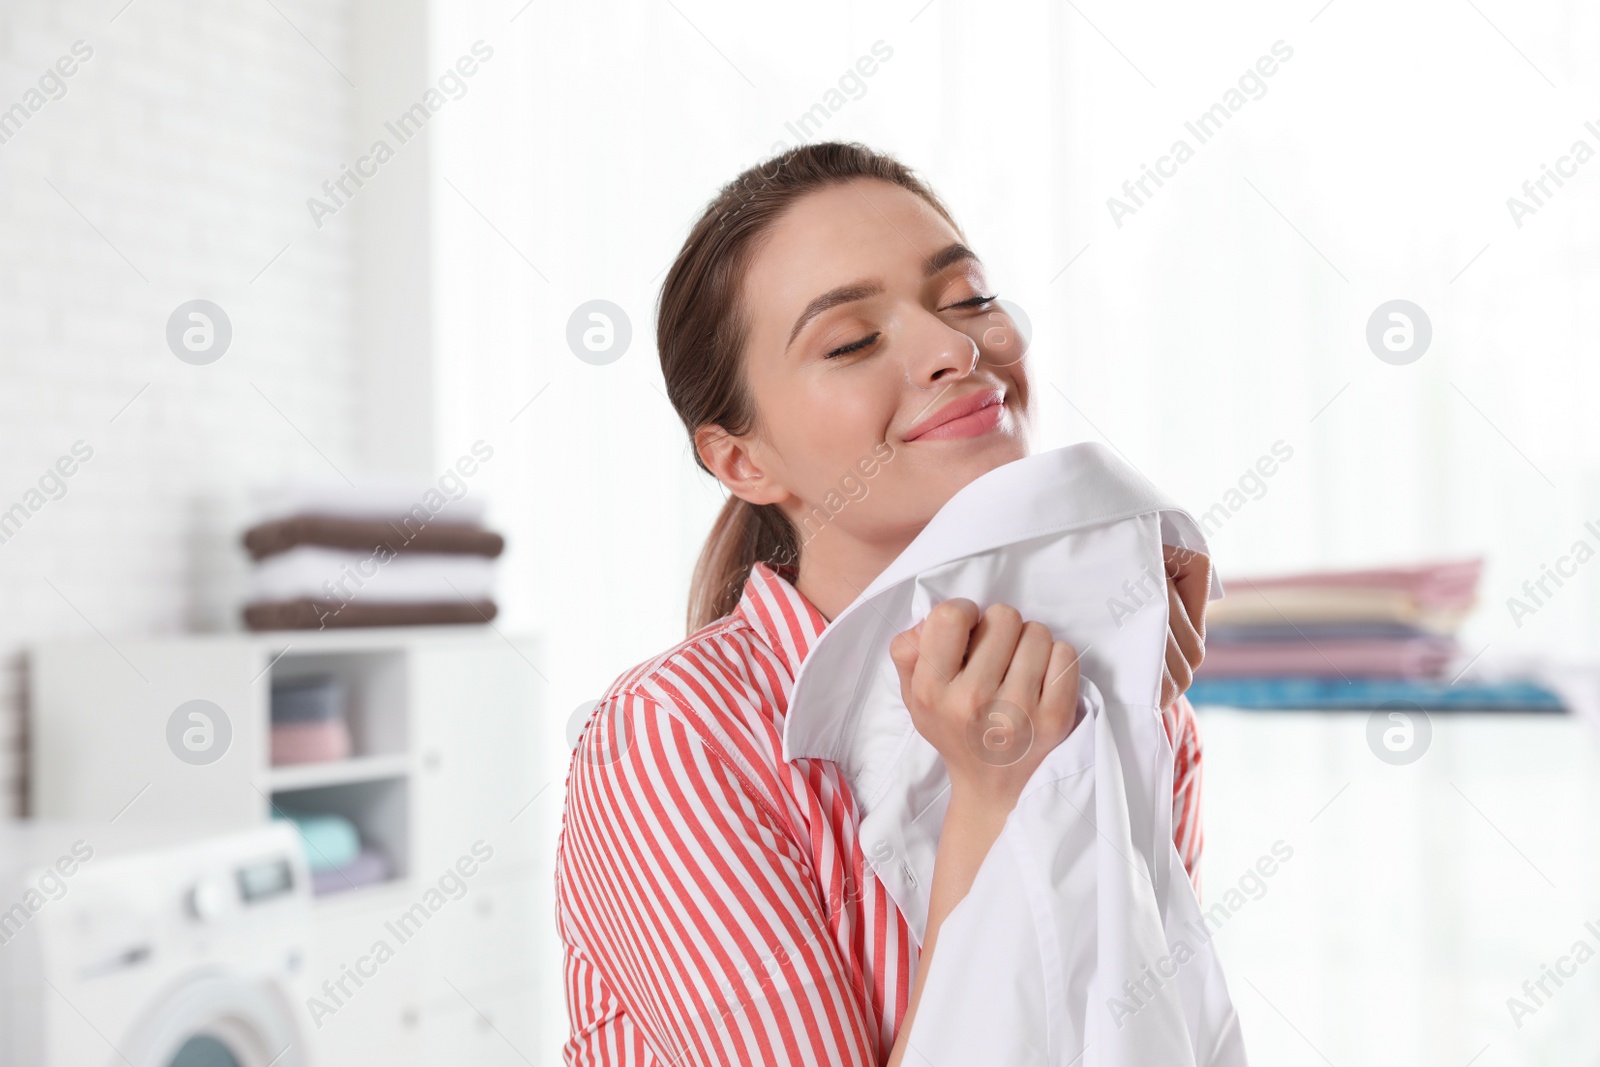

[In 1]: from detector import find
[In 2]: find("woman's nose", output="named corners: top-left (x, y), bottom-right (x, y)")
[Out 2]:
top-left (906, 318), bottom-right (980, 385)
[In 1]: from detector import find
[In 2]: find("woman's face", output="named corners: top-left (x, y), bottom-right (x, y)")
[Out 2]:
top-left (707, 178), bottom-right (1034, 552)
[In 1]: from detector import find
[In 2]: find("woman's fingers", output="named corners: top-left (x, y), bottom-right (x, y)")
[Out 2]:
top-left (960, 603), bottom-right (1025, 694)
top-left (1166, 576), bottom-right (1203, 674)
top-left (1000, 620), bottom-right (1054, 704)
top-left (1164, 629), bottom-right (1192, 700)
top-left (1041, 640), bottom-right (1080, 721)
top-left (1161, 546), bottom-right (1208, 708)
top-left (890, 598), bottom-right (1087, 814)
top-left (1163, 544), bottom-right (1211, 644)
top-left (915, 599), bottom-right (982, 684)
top-left (889, 621), bottom-right (925, 708)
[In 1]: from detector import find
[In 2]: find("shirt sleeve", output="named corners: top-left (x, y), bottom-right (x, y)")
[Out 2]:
top-left (1161, 692), bottom-right (1205, 900)
top-left (555, 689), bottom-right (878, 1067)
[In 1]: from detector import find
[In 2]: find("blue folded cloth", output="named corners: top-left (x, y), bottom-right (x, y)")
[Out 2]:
top-left (1205, 621), bottom-right (1435, 644)
top-left (312, 847), bottom-right (393, 896)
top-left (1186, 676), bottom-right (1565, 711)
top-left (273, 810), bottom-right (361, 872)
top-left (271, 675), bottom-right (345, 723)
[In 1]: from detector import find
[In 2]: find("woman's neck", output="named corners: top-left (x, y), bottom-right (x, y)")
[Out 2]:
top-left (791, 523), bottom-right (916, 623)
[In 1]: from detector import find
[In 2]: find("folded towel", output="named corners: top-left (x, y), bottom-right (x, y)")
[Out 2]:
top-left (274, 811), bottom-right (361, 872)
top-left (271, 675), bottom-right (345, 723)
top-left (1229, 557), bottom-right (1482, 610)
top-left (1206, 621), bottom-right (1436, 644)
top-left (243, 515), bottom-right (505, 562)
top-left (1205, 585), bottom-right (1471, 633)
top-left (1186, 675), bottom-right (1564, 711)
top-left (243, 598), bottom-right (497, 630)
top-left (250, 545), bottom-right (496, 604)
top-left (312, 846), bottom-right (393, 896)
top-left (270, 719), bottom-right (352, 765)
top-left (1196, 636), bottom-right (1458, 679)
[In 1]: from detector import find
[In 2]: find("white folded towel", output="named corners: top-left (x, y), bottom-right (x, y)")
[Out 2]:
top-left (249, 545), bottom-right (496, 604)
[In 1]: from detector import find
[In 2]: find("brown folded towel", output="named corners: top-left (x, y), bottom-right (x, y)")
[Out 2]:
top-left (242, 599), bottom-right (498, 630)
top-left (242, 515), bottom-right (504, 562)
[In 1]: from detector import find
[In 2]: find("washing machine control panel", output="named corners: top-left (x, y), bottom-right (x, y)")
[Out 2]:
top-left (236, 856), bottom-right (295, 904)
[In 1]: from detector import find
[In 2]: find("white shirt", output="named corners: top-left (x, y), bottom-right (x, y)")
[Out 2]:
top-left (783, 442), bottom-right (1249, 1067)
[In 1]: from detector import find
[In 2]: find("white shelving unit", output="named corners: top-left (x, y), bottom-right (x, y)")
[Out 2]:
top-left (30, 626), bottom-right (555, 1066)
top-left (267, 753), bottom-right (413, 793)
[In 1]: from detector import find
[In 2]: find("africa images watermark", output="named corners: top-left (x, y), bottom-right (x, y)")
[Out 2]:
top-left (305, 840), bottom-right (496, 1029)
top-left (1107, 40), bottom-right (1295, 228)
top-left (765, 40), bottom-right (895, 156)
top-left (1504, 116), bottom-right (1600, 229)
top-left (1105, 439), bottom-right (1294, 628)
top-left (306, 41), bottom-right (495, 229)
top-left (710, 41), bottom-right (896, 238)
top-left (0, 440), bottom-right (95, 547)
top-left (1504, 517), bottom-right (1600, 628)
top-left (1505, 916), bottom-right (1600, 1029)
top-left (312, 441), bottom-right (496, 628)
top-left (0, 40), bottom-right (94, 147)
top-left (1195, 438), bottom-right (1294, 539)
top-left (0, 839), bottom-right (95, 947)
top-left (795, 440), bottom-right (898, 549)
top-left (1108, 839), bottom-right (1294, 1029)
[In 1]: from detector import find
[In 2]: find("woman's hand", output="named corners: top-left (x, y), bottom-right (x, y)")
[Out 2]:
top-left (1160, 544), bottom-right (1212, 708)
top-left (889, 599), bottom-right (1082, 815)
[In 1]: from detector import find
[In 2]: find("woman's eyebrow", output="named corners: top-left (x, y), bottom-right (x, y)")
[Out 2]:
top-left (784, 243), bottom-right (981, 351)
top-left (786, 282), bottom-right (882, 351)
top-left (924, 242), bottom-right (979, 279)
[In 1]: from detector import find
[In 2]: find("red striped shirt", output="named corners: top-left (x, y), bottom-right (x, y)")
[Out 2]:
top-left (556, 560), bottom-right (1206, 1065)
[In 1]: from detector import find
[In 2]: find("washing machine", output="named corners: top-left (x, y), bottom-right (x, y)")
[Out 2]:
top-left (0, 820), bottom-right (313, 1067)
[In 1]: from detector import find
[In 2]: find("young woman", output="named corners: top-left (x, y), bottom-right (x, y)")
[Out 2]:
top-left (555, 141), bottom-right (1211, 1066)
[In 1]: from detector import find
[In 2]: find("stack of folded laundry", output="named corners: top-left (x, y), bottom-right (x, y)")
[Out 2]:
top-left (270, 675), bottom-right (350, 766)
top-left (1187, 557), bottom-right (1561, 709)
top-left (1198, 557), bottom-right (1482, 679)
top-left (239, 481), bottom-right (505, 630)
top-left (274, 809), bottom-right (392, 895)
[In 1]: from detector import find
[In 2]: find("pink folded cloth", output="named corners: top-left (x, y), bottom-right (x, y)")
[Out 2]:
top-left (270, 719), bottom-right (352, 765)
top-left (1231, 558), bottom-right (1483, 610)
top-left (1196, 637), bottom-right (1458, 680)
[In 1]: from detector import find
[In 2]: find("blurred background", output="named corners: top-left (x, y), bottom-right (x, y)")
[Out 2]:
top-left (2, 0), bottom-right (1599, 1063)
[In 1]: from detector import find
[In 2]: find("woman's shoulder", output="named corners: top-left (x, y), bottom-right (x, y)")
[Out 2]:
top-left (572, 609), bottom-right (786, 794)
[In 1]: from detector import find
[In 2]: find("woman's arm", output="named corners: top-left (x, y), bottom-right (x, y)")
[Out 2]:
top-left (1159, 544), bottom-right (1211, 708)
top-left (885, 792), bottom-right (1009, 1067)
top-left (1165, 691), bottom-right (1206, 896)
top-left (1161, 545), bottom-right (1210, 896)
top-left (557, 689), bottom-right (879, 1066)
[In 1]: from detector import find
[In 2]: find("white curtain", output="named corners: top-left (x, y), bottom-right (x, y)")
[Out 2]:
top-left (430, 0), bottom-right (1600, 712)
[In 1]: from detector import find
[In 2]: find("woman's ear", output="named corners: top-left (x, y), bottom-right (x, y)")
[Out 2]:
top-left (695, 423), bottom-right (790, 507)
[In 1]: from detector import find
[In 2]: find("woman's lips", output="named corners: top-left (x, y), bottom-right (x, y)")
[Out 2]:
top-left (908, 396), bottom-right (1005, 441)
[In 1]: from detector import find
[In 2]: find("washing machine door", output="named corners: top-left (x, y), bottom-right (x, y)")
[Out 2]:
top-left (117, 973), bottom-right (307, 1067)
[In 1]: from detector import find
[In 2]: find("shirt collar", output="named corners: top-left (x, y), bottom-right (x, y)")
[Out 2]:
top-left (735, 561), bottom-right (830, 681)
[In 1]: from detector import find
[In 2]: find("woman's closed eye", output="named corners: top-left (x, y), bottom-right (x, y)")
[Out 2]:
top-left (824, 294), bottom-right (1000, 359)
top-left (827, 331), bottom-right (881, 358)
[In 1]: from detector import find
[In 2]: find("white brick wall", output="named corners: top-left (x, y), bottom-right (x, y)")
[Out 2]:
top-left (0, 0), bottom-right (358, 814)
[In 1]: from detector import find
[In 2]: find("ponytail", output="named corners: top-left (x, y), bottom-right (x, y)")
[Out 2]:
top-left (686, 496), bottom-right (798, 634)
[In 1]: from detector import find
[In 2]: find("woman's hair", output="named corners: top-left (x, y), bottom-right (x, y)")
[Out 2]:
top-left (657, 141), bottom-right (964, 634)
